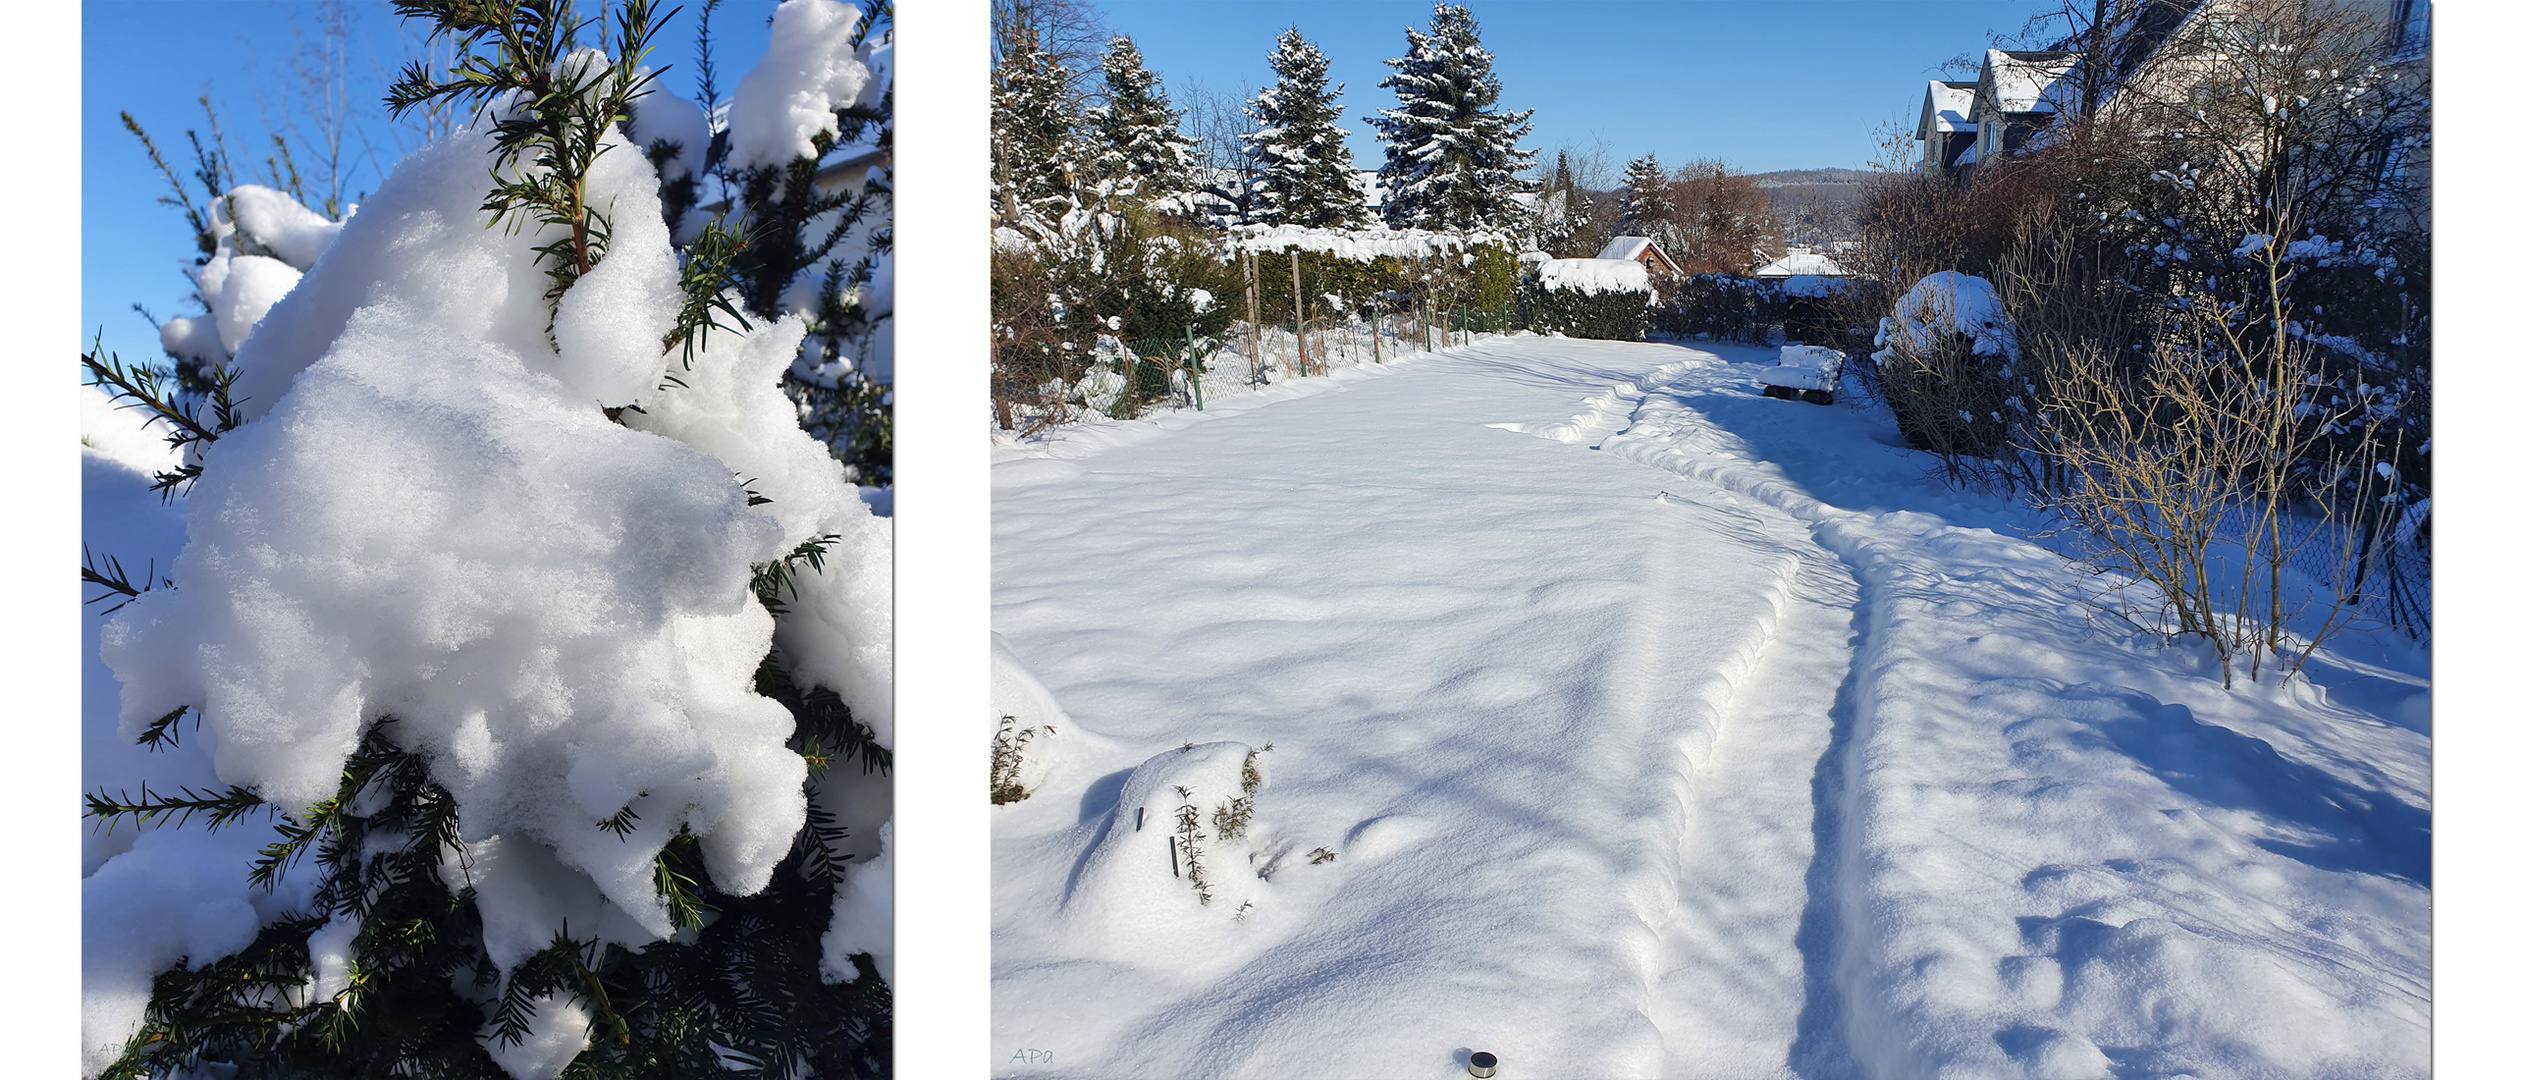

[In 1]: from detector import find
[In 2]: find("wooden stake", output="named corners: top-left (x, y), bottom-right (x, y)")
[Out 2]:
top-left (1291, 250), bottom-right (1308, 376)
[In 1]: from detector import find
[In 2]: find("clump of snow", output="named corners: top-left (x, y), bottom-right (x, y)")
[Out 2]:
top-left (1875, 270), bottom-right (2019, 363)
top-left (305, 914), bottom-right (360, 1002)
top-left (822, 819), bottom-right (893, 983)
top-left (1776, 273), bottom-right (1847, 299)
top-left (81, 827), bottom-right (286, 1074)
top-left (199, 253), bottom-right (303, 356)
top-left (1536, 257), bottom-right (1650, 296)
top-left (626, 314), bottom-right (895, 744)
top-left (158, 315), bottom-right (223, 371)
top-left (726, 0), bottom-right (875, 172)
top-left (220, 185), bottom-right (347, 270)
top-left (221, 116), bottom-right (654, 423)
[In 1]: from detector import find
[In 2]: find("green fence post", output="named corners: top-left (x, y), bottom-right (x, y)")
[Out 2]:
top-left (1186, 327), bottom-right (1204, 411)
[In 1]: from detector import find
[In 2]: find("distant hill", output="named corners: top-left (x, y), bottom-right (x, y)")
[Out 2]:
top-left (1747, 168), bottom-right (1873, 244)
top-left (1749, 167), bottom-right (1874, 188)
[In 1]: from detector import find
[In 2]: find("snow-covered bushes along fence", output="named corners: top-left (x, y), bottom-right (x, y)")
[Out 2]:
top-left (1646, 272), bottom-right (1855, 348)
top-left (82, 1), bottom-right (894, 1075)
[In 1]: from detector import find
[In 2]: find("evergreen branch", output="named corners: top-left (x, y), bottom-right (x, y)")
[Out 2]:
top-left (663, 217), bottom-right (755, 369)
top-left (83, 544), bottom-right (172, 616)
top-left (82, 341), bottom-right (222, 445)
top-left (249, 718), bottom-right (415, 892)
top-left (748, 533), bottom-right (839, 616)
top-left (598, 802), bottom-right (641, 838)
top-left (85, 782), bottom-right (271, 834)
top-left (656, 829), bottom-right (709, 931)
top-left (133, 705), bottom-right (196, 752)
top-left (121, 112), bottom-right (215, 258)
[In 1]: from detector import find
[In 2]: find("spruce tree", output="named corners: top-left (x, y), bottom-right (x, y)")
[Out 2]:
top-left (1617, 154), bottom-right (1674, 239)
top-left (1241, 28), bottom-right (1368, 229)
top-left (1368, 3), bottom-right (1535, 232)
top-left (991, 29), bottom-right (1085, 226)
top-left (1087, 35), bottom-right (1199, 209)
top-left (1532, 150), bottom-right (1595, 256)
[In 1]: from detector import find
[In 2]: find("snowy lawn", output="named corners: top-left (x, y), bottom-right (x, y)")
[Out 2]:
top-left (989, 336), bottom-right (2428, 1079)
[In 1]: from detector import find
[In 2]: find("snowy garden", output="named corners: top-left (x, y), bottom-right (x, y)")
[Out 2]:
top-left (82, 1), bottom-right (894, 1075)
top-left (990, 1), bottom-right (2431, 1076)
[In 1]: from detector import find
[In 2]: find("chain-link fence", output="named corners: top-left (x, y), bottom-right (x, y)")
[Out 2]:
top-left (1088, 303), bottom-right (1523, 419)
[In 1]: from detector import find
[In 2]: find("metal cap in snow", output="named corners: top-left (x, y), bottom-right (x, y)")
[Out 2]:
top-left (1468, 1051), bottom-right (1499, 1078)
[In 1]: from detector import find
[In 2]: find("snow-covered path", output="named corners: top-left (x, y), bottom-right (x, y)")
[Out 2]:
top-left (991, 338), bottom-right (2429, 1080)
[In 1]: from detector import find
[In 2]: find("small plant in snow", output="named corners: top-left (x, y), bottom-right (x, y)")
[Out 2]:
top-left (1212, 745), bottom-right (1268, 840)
top-left (1174, 794), bottom-right (1213, 906)
top-left (992, 714), bottom-right (1053, 805)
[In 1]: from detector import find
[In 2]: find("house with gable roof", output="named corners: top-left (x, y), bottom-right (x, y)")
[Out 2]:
top-left (1968, 49), bottom-right (2078, 167)
top-left (1595, 236), bottom-right (1684, 277)
top-left (1916, 80), bottom-right (1979, 175)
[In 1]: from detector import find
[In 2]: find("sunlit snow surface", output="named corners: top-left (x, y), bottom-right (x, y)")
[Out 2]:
top-left (990, 337), bottom-right (2428, 1079)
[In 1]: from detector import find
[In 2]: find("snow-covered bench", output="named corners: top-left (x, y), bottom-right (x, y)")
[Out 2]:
top-left (1756, 344), bottom-right (1845, 405)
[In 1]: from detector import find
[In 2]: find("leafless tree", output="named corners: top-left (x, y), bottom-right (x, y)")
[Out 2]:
top-left (993, 0), bottom-right (1109, 102)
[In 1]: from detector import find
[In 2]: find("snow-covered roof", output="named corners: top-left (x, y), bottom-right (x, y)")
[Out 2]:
top-left (1598, 236), bottom-right (1650, 261)
top-left (1595, 236), bottom-right (1680, 274)
top-left (1751, 248), bottom-right (1850, 278)
top-left (1917, 80), bottom-right (1979, 138)
top-left (1980, 49), bottom-right (2076, 116)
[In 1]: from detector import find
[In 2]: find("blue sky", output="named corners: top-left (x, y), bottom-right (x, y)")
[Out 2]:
top-left (82, 1), bottom-right (778, 365)
top-left (1096, 0), bottom-right (2051, 179)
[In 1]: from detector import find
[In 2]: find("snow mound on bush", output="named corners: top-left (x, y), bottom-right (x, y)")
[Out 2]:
top-left (94, 105), bottom-right (870, 1048)
top-left (1060, 742), bottom-right (1271, 965)
top-left (221, 184), bottom-right (347, 270)
top-left (626, 311), bottom-right (894, 743)
top-left (1874, 270), bottom-right (2019, 363)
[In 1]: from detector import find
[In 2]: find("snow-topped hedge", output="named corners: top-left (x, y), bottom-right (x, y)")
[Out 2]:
top-left (1227, 224), bottom-right (1520, 313)
top-left (1521, 258), bottom-right (1651, 341)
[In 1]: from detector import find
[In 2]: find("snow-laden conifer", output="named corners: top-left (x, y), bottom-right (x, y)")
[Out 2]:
top-left (992, 29), bottom-right (1087, 226)
top-left (82, 1), bottom-right (893, 1075)
top-left (1087, 35), bottom-right (1199, 209)
top-left (1368, 3), bottom-right (1535, 231)
top-left (1617, 153), bottom-right (1675, 241)
top-left (1532, 150), bottom-right (1595, 256)
top-left (1241, 28), bottom-right (1368, 228)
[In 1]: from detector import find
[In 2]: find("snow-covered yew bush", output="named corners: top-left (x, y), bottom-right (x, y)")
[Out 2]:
top-left (1868, 271), bottom-right (2024, 467)
top-left (83, 1), bottom-right (894, 1076)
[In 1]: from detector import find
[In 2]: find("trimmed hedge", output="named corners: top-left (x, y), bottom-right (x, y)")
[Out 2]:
top-left (1520, 278), bottom-right (1650, 341)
